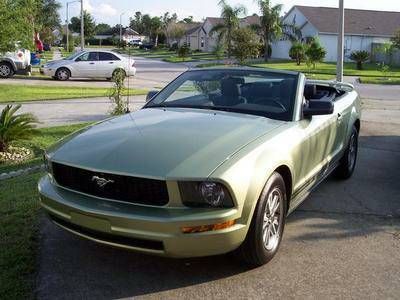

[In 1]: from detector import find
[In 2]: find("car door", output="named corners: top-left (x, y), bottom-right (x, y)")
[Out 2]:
top-left (72, 52), bottom-right (98, 77)
top-left (98, 52), bottom-right (122, 77)
top-left (293, 103), bottom-right (338, 192)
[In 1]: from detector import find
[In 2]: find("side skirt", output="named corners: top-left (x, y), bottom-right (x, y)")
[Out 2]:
top-left (287, 158), bottom-right (340, 215)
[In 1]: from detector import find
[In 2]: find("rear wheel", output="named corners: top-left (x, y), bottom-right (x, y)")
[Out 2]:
top-left (236, 172), bottom-right (287, 266)
top-left (0, 62), bottom-right (14, 78)
top-left (55, 67), bottom-right (70, 81)
top-left (335, 125), bottom-right (359, 179)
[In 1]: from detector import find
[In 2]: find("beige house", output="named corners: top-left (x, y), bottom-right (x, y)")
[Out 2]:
top-left (180, 15), bottom-right (260, 52)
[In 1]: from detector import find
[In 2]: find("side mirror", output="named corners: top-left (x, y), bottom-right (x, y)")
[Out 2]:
top-left (146, 90), bottom-right (159, 102)
top-left (303, 100), bottom-right (334, 117)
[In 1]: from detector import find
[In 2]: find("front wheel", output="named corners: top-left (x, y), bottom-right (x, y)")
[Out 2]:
top-left (335, 125), bottom-right (359, 179)
top-left (236, 172), bottom-right (287, 267)
top-left (0, 62), bottom-right (14, 78)
top-left (55, 68), bottom-right (70, 81)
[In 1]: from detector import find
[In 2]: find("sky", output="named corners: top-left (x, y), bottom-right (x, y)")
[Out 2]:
top-left (59, 0), bottom-right (400, 26)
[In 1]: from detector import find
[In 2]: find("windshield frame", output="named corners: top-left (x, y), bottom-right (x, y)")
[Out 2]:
top-left (63, 51), bottom-right (85, 61)
top-left (144, 68), bottom-right (300, 121)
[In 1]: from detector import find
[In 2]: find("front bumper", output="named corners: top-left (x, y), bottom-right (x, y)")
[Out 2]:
top-left (38, 175), bottom-right (247, 257)
top-left (40, 67), bottom-right (56, 77)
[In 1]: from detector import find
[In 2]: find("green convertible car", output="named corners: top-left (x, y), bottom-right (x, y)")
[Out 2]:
top-left (38, 68), bottom-right (361, 266)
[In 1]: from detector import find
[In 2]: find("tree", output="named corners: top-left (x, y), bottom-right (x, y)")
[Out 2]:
top-left (210, 0), bottom-right (246, 58)
top-left (69, 10), bottom-right (96, 39)
top-left (177, 44), bottom-right (190, 61)
top-left (162, 12), bottom-right (179, 46)
top-left (182, 16), bottom-right (194, 24)
top-left (305, 39), bottom-right (326, 69)
top-left (130, 11), bottom-right (145, 34)
top-left (391, 29), bottom-right (400, 49)
top-left (254, 0), bottom-right (302, 62)
top-left (36, 0), bottom-right (61, 43)
top-left (349, 50), bottom-right (370, 70)
top-left (289, 42), bottom-right (306, 65)
top-left (95, 23), bottom-right (112, 35)
top-left (231, 27), bottom-right (260, 64)
top-left (149, 17), bottom-right (163, 46)
top-left (0, 0), bottom-right (37, 52)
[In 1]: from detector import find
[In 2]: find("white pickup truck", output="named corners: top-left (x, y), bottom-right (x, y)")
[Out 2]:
top-left (0, 48), bottom-right (31, 78)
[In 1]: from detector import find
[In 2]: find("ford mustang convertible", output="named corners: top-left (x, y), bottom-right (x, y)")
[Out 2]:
top-left (38, 68), bottom-right (361, 266)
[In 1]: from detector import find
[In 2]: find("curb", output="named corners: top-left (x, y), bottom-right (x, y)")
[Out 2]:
top-left (0, 164), bottom-right (44, 181)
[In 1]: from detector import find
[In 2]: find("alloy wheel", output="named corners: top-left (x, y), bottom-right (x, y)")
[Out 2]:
top-left (262, 187), bottom-right (282, 251)
top-left (0, 64), bottom-right (11, 77)
top-left (348, 132), bottom-right (357, 171)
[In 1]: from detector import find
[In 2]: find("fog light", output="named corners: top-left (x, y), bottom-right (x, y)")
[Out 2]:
top-left (199, 182), bottom-right (225, 207)
top-left (181, 220), bottom-right (235, 234)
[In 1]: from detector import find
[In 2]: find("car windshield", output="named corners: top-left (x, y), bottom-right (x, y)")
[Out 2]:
top-left (145, 69), bottom-right (299, 121)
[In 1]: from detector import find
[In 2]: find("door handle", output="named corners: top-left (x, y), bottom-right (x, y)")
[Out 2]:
top-left (89, 62), bottom-right (95, 65)
top-left (109, 62), bottom-right (114, 64)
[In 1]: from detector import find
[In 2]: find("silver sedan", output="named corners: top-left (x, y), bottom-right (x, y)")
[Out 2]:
top-left (41, 50), bottom-right (136, 80)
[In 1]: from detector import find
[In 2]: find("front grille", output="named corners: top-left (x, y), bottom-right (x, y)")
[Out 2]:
top-left (49, 214), bottom-right (164, 251)
top-left (52, 162), bottom-right (169, 206)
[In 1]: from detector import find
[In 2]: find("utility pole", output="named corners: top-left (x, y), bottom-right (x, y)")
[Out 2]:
top-left (336, 0), bottom-right (344, 82)
top-left (80, 0), bottom-right (84, 50)
top-left (120, 12), bottom-right (126, 43)
top-left (66, 0), bottom-right (80, 54)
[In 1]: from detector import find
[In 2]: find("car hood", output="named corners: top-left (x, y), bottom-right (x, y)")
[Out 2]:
top-left (49, 108), bottom-right (284, 179)
top-left (44, 59), bottom-right (71, 67)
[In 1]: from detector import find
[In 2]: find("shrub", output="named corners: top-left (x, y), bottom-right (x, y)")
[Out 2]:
top-left (177, 44), bottom-right (190, 61)
top-left (305, 39), bottom-right (326, 69)
top-left (231, 27), bottom-right (261, 65)
top-left (212, 42), bottom-right (225, 61)
top-left (0, 105), bottom-right (39, 152)
top-left (350, 50), bottom-right (370, 70)
top-left (108, 69), bottom-right (127, 115)
top-left (289, 42), bottom-right (306, 65)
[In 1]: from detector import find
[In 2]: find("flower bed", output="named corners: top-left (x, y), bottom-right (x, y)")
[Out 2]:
top-left (0, 146), bottom-right (33, 163)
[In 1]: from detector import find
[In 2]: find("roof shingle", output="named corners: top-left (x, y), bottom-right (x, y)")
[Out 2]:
top-left (294, 6), bottom-right (400, 36)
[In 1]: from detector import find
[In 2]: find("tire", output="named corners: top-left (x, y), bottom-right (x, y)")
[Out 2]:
top-left (112, 69), bottom-right (126, 81)
top-left (55, 67), bottom-right (70, 81)
top-left (335, 125), bottom-right (359, 179)
top-left (236, 172), bottom-right (287, 267)
top-left (0, 62), bottom-right (14, 78)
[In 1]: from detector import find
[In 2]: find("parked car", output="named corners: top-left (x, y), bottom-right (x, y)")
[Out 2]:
top-left (39, 68), bottom-right (361, 266)
top-left (0, 48), bottom-right (31, 78)
top-left (40, 50), bottom-right (136, 80)
top-left (128, 39), bottom-right (142, 47)
top-left (139, 43), bottom-right (154, 50)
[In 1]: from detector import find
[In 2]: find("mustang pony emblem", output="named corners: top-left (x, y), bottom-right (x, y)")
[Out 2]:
top-left (91, 176), bottom-right (114, 188)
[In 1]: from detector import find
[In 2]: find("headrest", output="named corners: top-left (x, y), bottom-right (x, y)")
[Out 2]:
top-left (221, 78), bottom-right (242, 98)
top-left (304, 84), bottom-right (317, 100)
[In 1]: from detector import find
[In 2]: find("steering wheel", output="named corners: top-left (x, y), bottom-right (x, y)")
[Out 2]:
top-left (253, 97), bottom-right (287, 111)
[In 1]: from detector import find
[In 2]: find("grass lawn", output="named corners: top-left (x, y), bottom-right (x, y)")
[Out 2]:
top-left (0, 171), bottom-right (43, 299)
top-left (115, 48), bottom-right (224, 63)
top-left (251, 60), bottom-right (400, 78)
top-left (0, 85), bottom-right (147, 103)
top-left (358, 77), bottom-right (400, 85)
top-left (0, 123), bottom-right (91, 174)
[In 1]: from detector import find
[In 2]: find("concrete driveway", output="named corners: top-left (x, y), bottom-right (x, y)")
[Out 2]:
top-left (35, 97), bottom-right (400, 298)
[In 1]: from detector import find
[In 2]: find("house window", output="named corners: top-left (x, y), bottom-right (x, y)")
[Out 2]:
top-left (201, 37), bottom-right (204, 48)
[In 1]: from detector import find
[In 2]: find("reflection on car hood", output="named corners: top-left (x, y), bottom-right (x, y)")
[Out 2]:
top-left (44, 59), bottom-right (70, 67)
top-left (50, 108), bottom-right (284, 179)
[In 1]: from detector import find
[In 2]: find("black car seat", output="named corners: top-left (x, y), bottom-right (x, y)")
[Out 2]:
top-left (214, 77), bottom-right (246, 106)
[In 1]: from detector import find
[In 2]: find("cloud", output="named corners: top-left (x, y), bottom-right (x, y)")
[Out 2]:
top-left (97, 3), bottom-right (117, 17)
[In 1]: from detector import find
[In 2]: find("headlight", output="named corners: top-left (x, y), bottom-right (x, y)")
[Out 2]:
top-left (179, 181), bottom-right (234, 208)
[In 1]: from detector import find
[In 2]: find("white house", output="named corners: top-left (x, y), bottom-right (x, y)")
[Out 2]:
top-left (271, 6), bottom-right (400, 62)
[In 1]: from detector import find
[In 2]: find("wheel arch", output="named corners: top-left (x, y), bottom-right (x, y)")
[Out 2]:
top-left (0, 58), bottom-right (17, 71)
top-left (354, 118), bottom-right (360, 133)
top-left (274, 165), bottom-right (293, 212)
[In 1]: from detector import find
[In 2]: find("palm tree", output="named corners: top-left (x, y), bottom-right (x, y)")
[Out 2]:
top-left (0, 105), bottom-right (38, 152)
top-left (254, 0), bottom-right (302, 61)
top-left (210, 0), bottom-right (247, 58)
